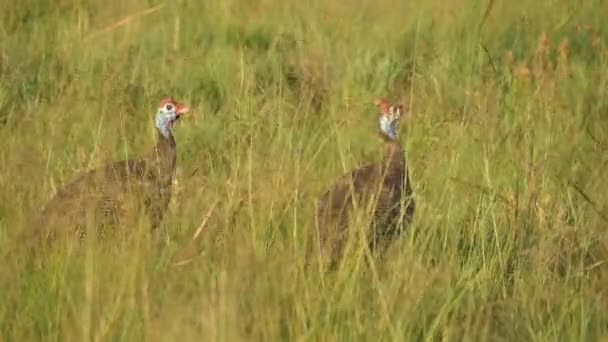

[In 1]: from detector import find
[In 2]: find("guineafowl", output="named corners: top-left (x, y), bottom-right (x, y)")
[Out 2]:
top-left (310, 98), bottom-right (415, 269)
top-left (28, 97), bottom-right (190, 251)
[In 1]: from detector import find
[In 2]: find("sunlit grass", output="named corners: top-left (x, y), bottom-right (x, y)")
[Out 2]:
top-left (1, 0), bottom-right (607, 340)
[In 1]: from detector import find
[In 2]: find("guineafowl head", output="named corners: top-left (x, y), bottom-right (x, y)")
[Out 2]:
top-left (375, 98), bottom-right (405, 141)
top-left (155, 97), bottom-right (190, 138)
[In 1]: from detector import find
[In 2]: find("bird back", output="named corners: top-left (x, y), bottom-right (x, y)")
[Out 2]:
top-left (310, 137), bottom-right (414, 269)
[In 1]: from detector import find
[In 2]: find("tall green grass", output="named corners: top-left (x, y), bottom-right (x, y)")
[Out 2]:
top-left (1, 0), bottom-right (607, 340)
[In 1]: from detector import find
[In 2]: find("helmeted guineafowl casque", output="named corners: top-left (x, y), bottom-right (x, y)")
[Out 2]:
top-left (310, 98), bottom-right (415, 269)
top-left (29, 97), bottom-right (190, 250)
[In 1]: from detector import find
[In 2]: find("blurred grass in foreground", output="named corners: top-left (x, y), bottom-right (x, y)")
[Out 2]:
top-left (1, 0), bottom-right (607, 340)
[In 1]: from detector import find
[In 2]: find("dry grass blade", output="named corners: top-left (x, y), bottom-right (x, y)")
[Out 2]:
top-left (585, 260), bottom-right (608, 272)
top-left (568, 181), bottom-right (608, 223)
top-left (449, 176), bottom-right (513, 207)
top-left (85, 4), bottom-right (166, 41)
top-left (191, 197), bottom-right (221, 243)
top-left (170, 197), bottom-right (220, 267)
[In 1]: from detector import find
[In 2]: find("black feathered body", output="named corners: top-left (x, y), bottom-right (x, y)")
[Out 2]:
top-left (311, 137), bottom-right (415, 268)
top-left (31, 132), bottom-right (176, 248)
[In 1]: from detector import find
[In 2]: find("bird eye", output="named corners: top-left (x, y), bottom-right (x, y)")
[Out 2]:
top-left (165, 103), bottom-right (174, 111)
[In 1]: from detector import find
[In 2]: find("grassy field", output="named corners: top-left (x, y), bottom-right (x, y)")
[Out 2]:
top-left (1, 0), bottom-right (608, 340)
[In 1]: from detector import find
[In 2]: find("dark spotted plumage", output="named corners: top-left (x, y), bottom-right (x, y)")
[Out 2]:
top-left (27, 98), bottom-right (189, 251)
top-left (310, 99), bottom-right (415, 269)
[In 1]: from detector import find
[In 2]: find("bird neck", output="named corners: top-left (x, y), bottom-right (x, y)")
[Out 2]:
top-left (149, 130), bottom-right (177, 176)
top-left (379, 116), bottom-right (398, 140)
top-left (381, 138), bottom-right (405, 173)
top-left (156, 129), bottom-right (176, 150)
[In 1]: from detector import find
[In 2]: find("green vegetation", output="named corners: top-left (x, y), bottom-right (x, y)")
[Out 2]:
top-left (1, 0), bottom-right (607, 340)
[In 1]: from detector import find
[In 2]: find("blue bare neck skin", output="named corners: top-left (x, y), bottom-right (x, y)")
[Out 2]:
top-left (155, 112), bottom-right (172, 139)
top-left (379, 115), bottom-right (397, 140)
